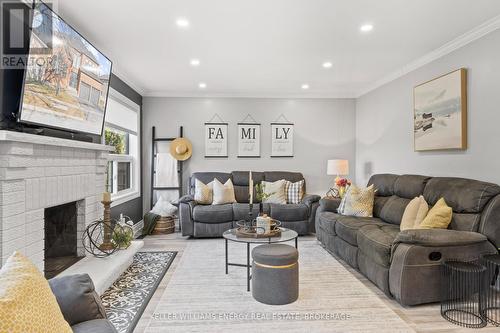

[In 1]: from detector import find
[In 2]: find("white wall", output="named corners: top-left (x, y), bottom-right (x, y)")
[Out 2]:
top-left (143, 97), bottom-right (356, 211)
top-left (356, 29), bottom-right (500, 186)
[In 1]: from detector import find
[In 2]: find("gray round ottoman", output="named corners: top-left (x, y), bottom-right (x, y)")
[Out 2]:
top-left (251, 244), bottom-right (299, 305)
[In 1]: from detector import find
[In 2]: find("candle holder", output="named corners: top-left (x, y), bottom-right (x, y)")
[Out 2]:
top-left (99, 199), bottom-right (115, 251)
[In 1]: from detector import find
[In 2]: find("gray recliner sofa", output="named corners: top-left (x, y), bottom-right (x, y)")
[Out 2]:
top-left (179, 171), bottom-right (320, 237)
top-left (316, 174), bottom-right (500, 306)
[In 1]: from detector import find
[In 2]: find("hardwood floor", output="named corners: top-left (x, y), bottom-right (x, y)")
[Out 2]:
top-left (133, 231), bottom-right (498, 333)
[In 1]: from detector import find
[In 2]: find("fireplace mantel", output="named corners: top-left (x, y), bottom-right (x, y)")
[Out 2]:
top-left (0, 130), bottom-right (114, 151)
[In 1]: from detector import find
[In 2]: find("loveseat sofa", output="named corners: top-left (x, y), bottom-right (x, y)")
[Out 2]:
top-left (179, 171), bottom-right (320, 237)
top-left (316, 174), bottom-right (500, 306)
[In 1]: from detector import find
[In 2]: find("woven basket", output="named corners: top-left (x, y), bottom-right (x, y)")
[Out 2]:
top-left (152, 216), bottom-right (175, 235)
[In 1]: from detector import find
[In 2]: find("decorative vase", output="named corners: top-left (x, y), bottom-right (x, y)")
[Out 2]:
top-left (338, 186), bottom-right (346, 198)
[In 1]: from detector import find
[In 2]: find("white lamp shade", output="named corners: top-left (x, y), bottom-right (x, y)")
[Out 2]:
top-left (327, 159), bottom-right (349, 176)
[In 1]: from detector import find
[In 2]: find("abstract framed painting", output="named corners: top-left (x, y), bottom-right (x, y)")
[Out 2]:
top-left (413, 68), bottom-right (467, 151)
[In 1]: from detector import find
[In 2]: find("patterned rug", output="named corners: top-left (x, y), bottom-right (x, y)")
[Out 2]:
top-left (101, 251), bottom-right (177, 333)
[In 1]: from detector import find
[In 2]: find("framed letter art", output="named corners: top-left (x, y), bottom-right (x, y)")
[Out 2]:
top-left (205, 123), bottom-right (228, 157)
top-left (237, 123), bottom-right (260, 157)
top-left (271, 123), bottom-right (294, 157)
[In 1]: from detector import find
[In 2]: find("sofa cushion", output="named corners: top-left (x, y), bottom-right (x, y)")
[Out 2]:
top-left (451, 213), bottom-right (481, 232)
top-left (232, 203), bottom-right (260, 221)
top-left (394, 175), bottom-right (430, 199)
top-left (423, 177), bottom-right (500, 213)
top-left (49, 274), bottom-right (106, 326)
top-left (192, 204), bottom-right (233, 223)
top-left (71, 319), bottom-right (117, 333)
top-left (335, 216), bottom-right (385, 246)
top-left (264, 171), bottom-right (303, 183)
top-left (379, 196), bottom-right (411, 225)
top-left (232, 171), bottom-right (264, 186)
top-left (373, 196), bottom-right (390, 218)
top-left (190, 172), bottom-right (231, 195)
top-left (367, 174), bottom-right (398, 197)
top-left (269, 203), bottom-right (309, 221)
top-left (317, 212), bottom-right (339, 235)
top-left (357, 224), bottom-right (400, 267)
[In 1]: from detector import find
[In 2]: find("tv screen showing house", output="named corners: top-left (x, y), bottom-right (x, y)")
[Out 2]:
top-left (18, 2), bottom-right (112, 136)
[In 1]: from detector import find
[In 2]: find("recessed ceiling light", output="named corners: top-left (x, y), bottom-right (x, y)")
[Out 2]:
top-left (301, 84), bottom-right (309, 90)
top-left (176, 17), bottom-right (190, 28)
top-left (360, 24), bottom-right (373, 32)
top-left (199, 82), bottom-right (207, 89)
top-left (190, 59), bottom-right (200, 66)
top-left (322, 61), bottom-right (333, 68)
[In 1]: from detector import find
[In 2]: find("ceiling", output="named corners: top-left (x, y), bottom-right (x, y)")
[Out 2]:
top-left (56, 0), bottom-right (500, 98)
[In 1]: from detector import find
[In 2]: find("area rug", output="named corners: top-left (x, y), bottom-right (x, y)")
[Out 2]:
top-left (101, 251), bottom-right (177, 333)
top-left (142, 238), bottom-right (414, 332)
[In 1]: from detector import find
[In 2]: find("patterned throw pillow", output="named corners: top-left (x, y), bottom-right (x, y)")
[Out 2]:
top-left (285, 179), bottom-right (305, 204)
top-left (194, 179), bottom-right (213, 204)
top-left (212, 179), bottom-right (237, 205)
top-left (262, 180), bottom-right (287, 204)
top-left (0, 252), bottom-right (73, 333)
top-left (338, 184), bottom-right (375, 217)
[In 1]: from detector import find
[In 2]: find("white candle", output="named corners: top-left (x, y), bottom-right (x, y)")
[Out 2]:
top-left (103, 192), bottom-right (111, 202)
top-left (249, 171), bottom-right (253, 204)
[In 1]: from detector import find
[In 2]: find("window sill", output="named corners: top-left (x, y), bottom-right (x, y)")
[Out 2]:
top-left (111, 191), bottom-right (140, 207)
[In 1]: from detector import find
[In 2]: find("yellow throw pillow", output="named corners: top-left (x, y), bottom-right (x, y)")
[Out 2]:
top-left (0, 252), bottom-right (72, 333)
top-left (400, 195), bottom-right (429, 231)
top-left (419, 198), bottom-right (453, 229)
top-left (194, 178), bottom-right (213, 204)
top-left (338, 184), bottom-right (375, 217)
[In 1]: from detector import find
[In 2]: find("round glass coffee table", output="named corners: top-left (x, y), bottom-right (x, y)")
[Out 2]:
top-left (222, 227), bottom-right (298, 291)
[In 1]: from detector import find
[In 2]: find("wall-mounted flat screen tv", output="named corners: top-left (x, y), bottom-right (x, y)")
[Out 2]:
top-left (18, 1), bottom-right (112, 136)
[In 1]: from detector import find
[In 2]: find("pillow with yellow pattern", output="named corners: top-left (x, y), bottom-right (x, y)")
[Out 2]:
top-left (0, 252), bottom-right (72, 333)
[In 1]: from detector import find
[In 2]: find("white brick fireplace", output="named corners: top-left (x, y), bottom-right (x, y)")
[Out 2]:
top-left (0, 130), bottom-right (113, 271)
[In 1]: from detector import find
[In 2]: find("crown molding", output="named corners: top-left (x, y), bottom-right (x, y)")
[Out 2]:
top-left (356, 14), bottom-right (500, 98)
top-left (142, 91), bottom-right (357, 99)
top-left (111, 65), bottom-right (146, 97)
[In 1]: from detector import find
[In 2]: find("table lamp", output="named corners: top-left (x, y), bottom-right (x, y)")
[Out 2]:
top-left (326, 159), bottom-right (349, 197)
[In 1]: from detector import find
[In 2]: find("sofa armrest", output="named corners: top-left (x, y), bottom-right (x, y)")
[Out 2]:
top-left (301, 194), bottom-right (321, 206)
top-left (394, 229), bottom-right (489, 247)
top-left (318, 197), bottom-right (342, 213)
top-left (49, 274), bottom-right (107, 326)
top-left (178, 194), bottom-right (195, 204)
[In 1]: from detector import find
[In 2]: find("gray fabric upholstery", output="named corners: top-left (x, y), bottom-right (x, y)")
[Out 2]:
top-left (315, 173), bottom-right (500, 306)
top-left (479, 194), bottom-right (500, 248)
top-left (192, 204), bottom-right (233, 223)
top-left (335, 216), bottom-right (384, 246)
top-left (393, 175), bottom-right (430, 199)
top-left (252, 244), bottom-right (299, 266)
top-left (394, 229), bottom-right (488, 247)
top-left (367, 174), bottom-right (398, 197)
top-left (451, 213), bottom-right (481, 232)
top-left (180, 202), bottom-right (194, 236)
top-left (232, 203), bottom-right (260, 221)
top-left (252, 244), bottom-right (299, 305)
top-left (180, 170), bottom-right (314, 237)
top-left (373, 196), bottom-right (390, 218)
top-left (357, 224), bottom-right (399, 267)
top-left (270, 203), bottom-right (309, 221)
top-left (423, 177), bottom-right (500, 213)
top-left (194, 221), bottom-right (233, 237)
top-left (379, 196), bottom-right (411, 225)
top-left (49, 274), bottom-right (106, 327)
top-left (389, 241), bottom-right (497, 305)
top-left (318, 197), bottom-right (341, 213)
top-left (71, 319), bottom-right (117, 333)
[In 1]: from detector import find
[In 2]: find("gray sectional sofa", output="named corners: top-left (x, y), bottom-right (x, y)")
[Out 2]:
top-left (179, 171), bottom-right (320, 237)
top-left (316, 174), bottom-right (500, 306)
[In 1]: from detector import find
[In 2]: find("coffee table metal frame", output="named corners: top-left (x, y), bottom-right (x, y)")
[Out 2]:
top-left (222, 227), bottom-right (298, 292)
